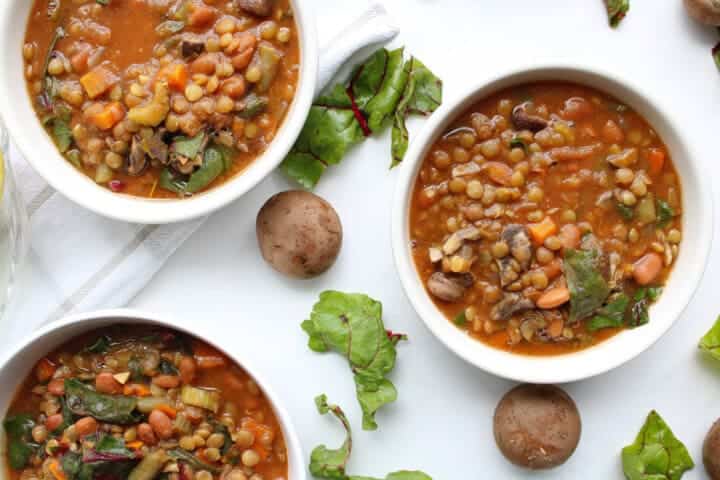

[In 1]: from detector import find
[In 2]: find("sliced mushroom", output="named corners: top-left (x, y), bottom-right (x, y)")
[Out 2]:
top-left (491, 293), bottom-right (535, 322)
top-left (181, 40), bottom-right (206, 59)
top-left (141, 130), bottom-right (169, 164)
top-left (497, 257), bottom-right (521, 287)
top-left (608, 251), bottom-right (623, 290)
top-left (234, 0), bottom-right (274, 17)
top-left (501, 224), bottom-right (532, 269)
top-left (127, 136), bottom-right (148, 176)
top-left (427, 272), bottom-right (473, 302)
top-left (511, 102), bottom-right (548, 132)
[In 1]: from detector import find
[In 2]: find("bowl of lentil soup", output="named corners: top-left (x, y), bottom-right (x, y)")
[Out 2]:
top-left (392, 65), bottom-right (712, 383)
top-left (0, 309), bottom-right (304, 480)
top-left (0, 0), bottom-right (317, 223)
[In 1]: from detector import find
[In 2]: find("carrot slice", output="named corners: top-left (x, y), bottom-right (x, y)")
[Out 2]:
top-left (126, 441), bottom-right (144, 450)
top-left (528, 217), bottom-right (557, 245)
top-left (49, 460), bottom-right (67, 480)
top-left (156, 404), bottom-right (177, 419)
top-left (647, 148), bottom-right (665, 176)
top-left (90, 102), bottom-right (125, 130)
top-left (123, 383), bottom-right (151, 396)
top-left (158, 64), bottom-right (188, 92)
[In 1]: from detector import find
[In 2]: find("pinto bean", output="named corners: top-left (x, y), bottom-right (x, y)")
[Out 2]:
top-left (632, 253), bottom-right (663, 285)
top-left (95, 372), bottom-right (122, 394)
top-left (74, 417), bottom-right (98, 437)
top-left (221, 76), bottom-right (246, 98)
top-left (230, 33), bottom-right (256, 70)
top-left (191, 54), bottom-right (217, 75)
top-left (48, 378), bottom-right (65, 396)
top-left (149, 410), bottom-right (174, 440)
top-left (537, 287), bottom-right (570, 309)
top-left (189, 5), bottom-right (216, 27)
top-left (152, 375), bottom-right (181, 389)
top-left (179, 357), bottom-right (197, 384)
top-left (138, 422), bottom-right (158, 445)
top-left (45, 414), bottom-right (63, 432)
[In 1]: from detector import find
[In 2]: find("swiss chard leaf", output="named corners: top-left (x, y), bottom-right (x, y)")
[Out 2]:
top-left (171, 132), bottom-right (207, 160)
top-left (588, 292), bottom-right (630, 332)
top-left (713, 42), bottom-right (720, 71)
top-left (301, 291), bottom-right (405, 430)
top-left (699, 315), bottom-right (720, 361)
top-left (52, 117), bottom-right (73, 153)
top-left (564, 248), bottom-right (610, 322)
top-left (64, 378), bottom-right (142, 424)
top-left (3, 414), bottom-right (39, 469)
top-left (84, 335), bottom-right (112, 354)
top-left (656, 199), bottom-right (674, 228)
top-left (159, 359), bottom-right (179, 375)
top-left (391, 58), bottom-right (442, 167)
top-left (621, 410), bottom-right (694, 480)
top-left (616, 202), bottom-right (634, 221)
top-left (364, 48), bottom-right (409, 132)
top-left (629, 286), bottom-right (662, 327)
top-left (309, 395), bottom-right (352, 479)
top-left (184, 145), bottom-right (226, 193)
top-left (605, 0), bottom-right (629, 28)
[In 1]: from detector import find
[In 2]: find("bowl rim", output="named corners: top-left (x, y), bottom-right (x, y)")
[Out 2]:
top-left (0, 0), bottom-right (318, 224)
top-left (391, 62), bottom-right (714, 384)
top-left (0, 308), bottom-right (306, 479)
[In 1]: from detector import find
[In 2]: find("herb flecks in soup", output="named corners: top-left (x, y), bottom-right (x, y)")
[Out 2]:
top-left (23, 0), bottom-right (299, 197)
top-left (409, 82), bottom-right (682, 355)
top-left (3, 326), bottom-right (288, 480)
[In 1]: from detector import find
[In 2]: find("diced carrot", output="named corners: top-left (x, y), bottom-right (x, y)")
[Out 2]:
top-left (90, 102), bottom-right (125, 130)
top-left (49, 460), bottom-right (67, 480)
top-left (195, 355), bottom-right (226, 369)
top-left (528, 217), bottom-right (558, 245)
top-left (80, 66), bottom-right (119, 99)
top-left (188, 5), bottom-right (216, 27)
top-left (126, 441), bottom-right (144, 450)
top-left (156, 404), bottom-right (177, 419)
top-left (158, 64), bottom-right (188, 92)
top-left (647, 148), bottom-right (665, 176)
top-left (123, 383), bottom-right (151, 396)
top-left (36, 358), bottom-right (57, 383)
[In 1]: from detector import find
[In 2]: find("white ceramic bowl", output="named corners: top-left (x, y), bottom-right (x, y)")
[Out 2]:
top-left (0, 308), bottom-right (306, 479)
top-left (392, 64), bottom-right (713, 384)
top-left (0, 1), bottom-right (318, 224)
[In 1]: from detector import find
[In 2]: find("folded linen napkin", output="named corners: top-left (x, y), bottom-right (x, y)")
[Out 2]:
top-left (3, 1), bottom-right (398, 335)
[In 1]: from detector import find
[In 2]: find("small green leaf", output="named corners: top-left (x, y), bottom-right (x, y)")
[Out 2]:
top-left (64, 379), bottom-right (142, 424)
top-left (51, 117), bottom-right (73, 153)
top-left (453, 311), bottom-right (467, 326)
top-left (155, 20), bottom-right (185, 36)
top-left (699, 315), bottom-right (720, 361)
top-left (237, 94), bottom-right (269, 119)
top-left (616, 202), bottom-right (634, 221)
top-left (628, 286), bottom-right (662, 327)
top-left (84, 335), bottom-right (112, 354)
top-left (171, 132), bottom-right (207, 160)
top-left (656, 199), bottom-right (674, 228)
top-left (564, 248), bottom-right (610, 322)
top-left (96, 0), bottom-right (110, 5)
top-left (588, 292), bottom-right (629, 331)
top-left (309, 395), bottom-right (352, 479)
top-left (3, 414), bottom-right (38, 469)
top-left (605, 0), bottom-right (629, 28)
top-left (622, 410), bottom-right (694, 480)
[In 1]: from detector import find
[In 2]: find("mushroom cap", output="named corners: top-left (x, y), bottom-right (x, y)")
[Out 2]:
top-left (704, 418), bottom-right (720, 479)
top-left (493, 384), bottom-right (581, 469)
top-left (684, 0), bottom-right (720, 25)
top-left (256, 190), bottom-right (342, 279)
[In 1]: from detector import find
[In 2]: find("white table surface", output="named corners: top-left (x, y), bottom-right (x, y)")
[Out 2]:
top-left (7, 0), bottom-right (720, 478)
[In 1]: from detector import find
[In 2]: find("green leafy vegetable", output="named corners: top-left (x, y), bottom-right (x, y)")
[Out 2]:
top-left (310, 395), bottom-right (352, 479)
top-left (281, 48), bottom-right (442, 188)
top-left (605, 0), bottom-right (629, 28)
top-left (168, 448), bottom-right (221, 474)
top-left (84, 335), bottom-right (112, 354)
top-left (616, 202), bottom-right (634, 221)
top-left (52, 116), bottom-right (73, 153)
top-left (96, 0), bottom-right (110, 5)
top-left (699, 315), bottom-right (720, 360)
top-left (656, 199), bottom-right (674, 228)
top-left (391, 58), bottom-right (442, 167)
top-left (588, 292), bottom-right (630, 331)
top-left (184, 146), bottom-right (226, 193)
top-left (158, 359), bottom-right (179, 375)
top-left (713, 43), bottom-right (720, 71)
top-left (170, 132), bottom-right (207, 160)
top-left (161, 143), bottom-right (231, 195)
top-left (629, 286), bottom-right (662, 327)
top-left (309, 396), bottom-right (432, 480)
top-left (564, 248), bottom-right (610, 322)
top-left (64, 378), bottom-right (142, 424)
top-left (155, 20), bottom-right (185, 36)
top-left (3, 414), bottom-right (39, 469)
top-left (453, 311), bottom-right (467, 326)
top-left (622, 410), bottom-right (694, 480)
top-left (238, 93), bottom-right (269, 119)
top-left (301, 291), bottom-right (406, 430)
top-left (509, 137), bottom-right (527, 152)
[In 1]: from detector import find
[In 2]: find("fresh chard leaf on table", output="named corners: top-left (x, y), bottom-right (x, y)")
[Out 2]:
top-left (622, 411), bottom-right (694, 480)
top-left (564, 248), bottom-right (611, 322)
top-left (310, 395), bottom-right (432, 480)
top-left (3, 414), bottom-right (39, 469)
top-left (301, 291), bottom-right (406, 430)
top-left (64, 378), bottom-right (143, 424)
top-left (281, 48), bottom-right (442, 188)
top-left (699, 315), bottom-right (720, 360)
top-left (605, 0), bottom-right (629, 27)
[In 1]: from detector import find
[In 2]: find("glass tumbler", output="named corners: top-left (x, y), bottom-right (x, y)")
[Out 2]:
top-left (0, 120), bottom-right (29, 319)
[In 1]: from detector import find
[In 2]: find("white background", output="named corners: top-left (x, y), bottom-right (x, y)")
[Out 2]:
top-left (9, 0), bottom-right (720, 478)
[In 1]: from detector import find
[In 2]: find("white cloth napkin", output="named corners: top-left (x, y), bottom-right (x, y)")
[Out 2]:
top-left (5, 1), bottom-right (398, 329)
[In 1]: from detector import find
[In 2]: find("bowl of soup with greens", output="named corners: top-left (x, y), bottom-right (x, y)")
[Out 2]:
top-left (392, 65), bottom-right (712, 383)
top-left (0, 309), bottom-right (304, 480)
top-left (0, 0), bottom-right (317, 223)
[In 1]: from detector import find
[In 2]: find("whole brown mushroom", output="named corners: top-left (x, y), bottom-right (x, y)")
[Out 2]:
top-left (684, 0), bottom-right (720, 25)
top-left (493, 384), bottom-right (581, 470)
top-left (704, 419), bottom-right (720, 479)
top-left (256, 190), bottom-right (343, 279)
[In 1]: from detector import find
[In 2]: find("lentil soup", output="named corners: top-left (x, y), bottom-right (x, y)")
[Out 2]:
top-left (409, 82), bottom-right (682, 356)
top-left (23, 0), bottom-right (299, 198)
top-left (3, 325), bottom-right (288, 480)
